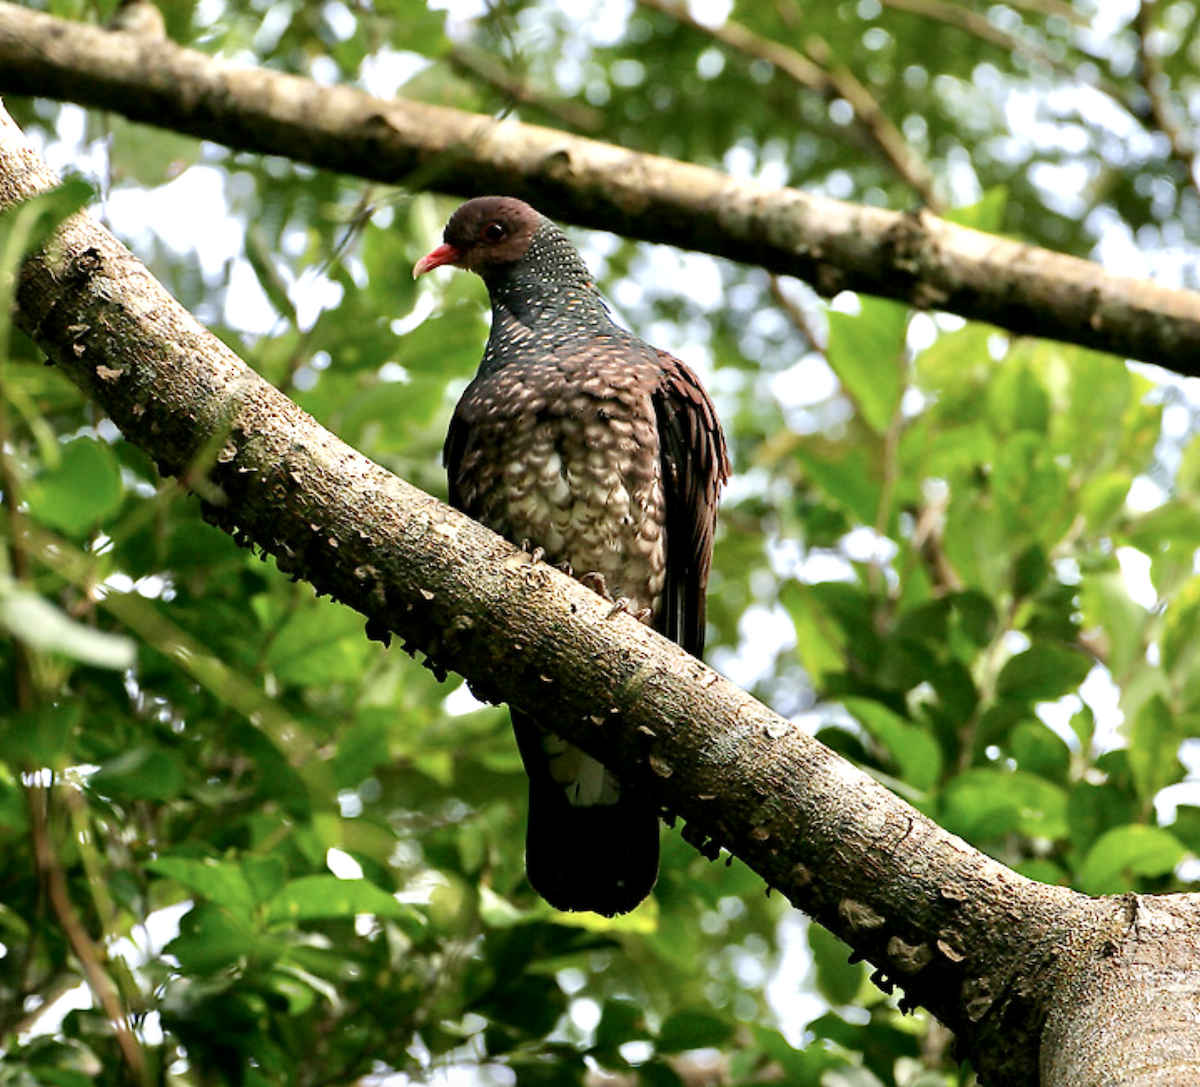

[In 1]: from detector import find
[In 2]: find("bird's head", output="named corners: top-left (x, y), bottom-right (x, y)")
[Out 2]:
top-left (413, 197), bottom-right (544, 280)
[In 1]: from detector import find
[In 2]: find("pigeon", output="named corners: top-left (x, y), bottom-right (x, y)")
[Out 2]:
top-left (415, 196), bottom-right (728, 916)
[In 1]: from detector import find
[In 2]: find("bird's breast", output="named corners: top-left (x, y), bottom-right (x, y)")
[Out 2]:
top-left (455, 362), bottom-right (667, 619)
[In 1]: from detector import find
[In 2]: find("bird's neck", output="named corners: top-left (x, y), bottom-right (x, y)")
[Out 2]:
top-left (490, 271), bottom-right (610, 320)
top-left (481, 260), bottom-right (618, 370)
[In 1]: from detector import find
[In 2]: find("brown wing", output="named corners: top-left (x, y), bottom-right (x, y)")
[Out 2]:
top-left (443, 405), bottom-right (472, 514)
top-left (652, 351), bottom-right (730, 658)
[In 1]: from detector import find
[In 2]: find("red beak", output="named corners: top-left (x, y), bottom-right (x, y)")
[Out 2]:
top-left (413, 242), bottom-right (464, 278)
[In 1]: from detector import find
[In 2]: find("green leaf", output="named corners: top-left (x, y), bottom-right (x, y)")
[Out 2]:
top-left (793, 441), bottom-right (883, 526)
top-left (637, 1061), bottom-right (686, 1087)
top-left (943, 187), bottom-right (1008, 232)
top-left (1079, 569), bottom-right (1148, 681)
top-left (240, 854), bottom-right (290, 906)
top-left (941, 769), bottom-right (1068, 842)
top-left (1076, 826), bottom-right (1187, 895)
top-left (1078, 471), bottom-right (1133, 530)
top-left (362, 216), bottom-right (420, 323)
top-left (842, 697), bottom-right (942, 791)
top-left (25, 437), bottom-right (123, 535)
top-left (331, 717), bottom-right (391, 789)
top-left (261, 602), bottom-right (370, 686)
top-left (0, 585), bottom-right (136, 670)
top-left (0, 175), bottom-right (95, 273)
top-left (263, 874), bottom-right (408, 925)
top-left (399, 307), bottom-right (490, 376)
top-left (149, 856), bottom-right (258, 919)
top-left (107, 117), bottom-right (202, 187)
top-left (0, 702), bottom-right (81, 768)
top-left (825, 297), bottom-right (908, 434)
top-left (808, 922), bottom-right (863, 1006)
top-left (1125, 694), bottom-right (1184, 802)
top-left (1014, 858), bottom-right (1068, 885)
top-left (1159, 575), bottom-right (1200, 680)
top-left (996, 643), bottom-right (1093, 702)
top-left (655, 1010), bottom-right (734, 1053)
top-left (781, 580), bottom-right (848, 688)
top-left (1167, 806), bottom-right (1200, 853)
top-left (1009, 721), bottom-right (1071, 784)
top-left (1066, 782), bottom-right (1135, 858)
top-left (594, 998), bottom-right (646, 1051)
top-left (24, 1070), bottom-right (94, 1087)
top-left (90, 746), bottom-right (186, 800)
top-left (337, 376), bottom-right (448, 445)
top-left (475, 975), bottom-right (566, 1038)
top-left (988, 360), bottom-right (1050, 435)
top-left (991, 432), bottom-right (1071, 547)
top-left (749, 1024), bottom-right (842, 1085)
top-left (165, 902), bottom-right (263, 974)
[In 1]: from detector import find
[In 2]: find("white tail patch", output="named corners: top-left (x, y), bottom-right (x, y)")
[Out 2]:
top-left (542, 733), bottom-right (621, 806)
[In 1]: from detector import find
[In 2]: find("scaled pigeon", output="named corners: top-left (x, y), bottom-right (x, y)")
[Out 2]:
top-left (415, 197), bottom-right (728, 916)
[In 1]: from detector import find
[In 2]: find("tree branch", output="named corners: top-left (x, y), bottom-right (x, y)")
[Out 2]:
top-left (0, 95), bottom-right (1122, 1087)
top-left (2, 3), bottom-right (1200, 373)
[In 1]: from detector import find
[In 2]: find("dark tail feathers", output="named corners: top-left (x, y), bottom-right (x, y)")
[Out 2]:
top-left (511, 710), bottom-right (659, 916)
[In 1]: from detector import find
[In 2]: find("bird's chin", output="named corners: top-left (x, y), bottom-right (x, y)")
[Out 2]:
top-left (412, 243), bottom-right (464, 278)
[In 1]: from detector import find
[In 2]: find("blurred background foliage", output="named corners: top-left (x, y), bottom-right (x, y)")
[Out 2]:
top-left (3, 0), bottom-right (1200, 1083)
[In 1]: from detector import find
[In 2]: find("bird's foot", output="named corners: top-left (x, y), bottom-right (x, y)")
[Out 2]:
top-left (519, 539), bottom-right (546, 565)
top-left (606, 597), bottom-right (630, 619)
top-left (605, 598), bottom-right (651, 622)
top-left (579, 571), bottom-right (612, 600)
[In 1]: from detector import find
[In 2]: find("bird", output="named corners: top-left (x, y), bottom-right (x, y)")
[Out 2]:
top-left (414, 197), bottom-right (728, 916)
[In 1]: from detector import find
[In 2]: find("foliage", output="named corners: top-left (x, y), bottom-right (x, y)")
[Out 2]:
top-left (3, 0), bottom-right (1200, 1085)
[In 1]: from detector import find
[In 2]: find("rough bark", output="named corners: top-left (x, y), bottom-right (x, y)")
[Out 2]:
top-left (1, 102), bottom-right (1197, 1087)
top-left (1041, 895), bottom-right (1200, 1087)
top-left (2, 3), bottom-right (1200, 374)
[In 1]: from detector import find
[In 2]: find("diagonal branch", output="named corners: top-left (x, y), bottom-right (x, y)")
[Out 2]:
top-left (0, 97), bottom-right (1111, 1087)
top-left (1, 3), bottom-right (1200, 373)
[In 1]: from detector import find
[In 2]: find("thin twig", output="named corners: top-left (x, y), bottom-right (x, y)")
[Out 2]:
top-left (448, 45), bottom-right (602, 132)
top-left (1134, 0), bottom-right (1199, 199)
top-left (806, 33), bottom-right (942, 210)
top-left (877, 0), bottom-right (1134, 111)
top-left (635, 0), bottom-right (941, 208)
top-left (27, 783), bottom-right (147, 1084)
top-left (768, 275), bottom-right (826, 352)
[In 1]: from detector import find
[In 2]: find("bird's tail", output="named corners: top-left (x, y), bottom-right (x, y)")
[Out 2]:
top-left (511, 710), bottom-right (660, 917)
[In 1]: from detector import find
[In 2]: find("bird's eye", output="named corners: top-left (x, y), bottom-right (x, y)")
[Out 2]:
top-left (482, 221), bottom-right (507, 243)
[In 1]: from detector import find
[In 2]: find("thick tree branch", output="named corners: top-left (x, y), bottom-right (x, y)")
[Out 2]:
top-left (0, 97), bottom-right (1095, 1087)
top-left (2, 4), bottom-right (1200, 374)
top-left (5, 93), bottom-right (1200, 1087)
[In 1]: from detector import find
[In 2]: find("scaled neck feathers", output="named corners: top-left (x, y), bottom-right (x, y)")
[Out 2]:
top-left (483, 221), bottom-right (613, 336)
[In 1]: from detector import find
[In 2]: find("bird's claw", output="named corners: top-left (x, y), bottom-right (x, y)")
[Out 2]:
top-left (579, 571), bottom-right (612, 600)
top-left (519, 539), bottom-right (546, 565)
top-left (605, 598), bottom-right (649, 622)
